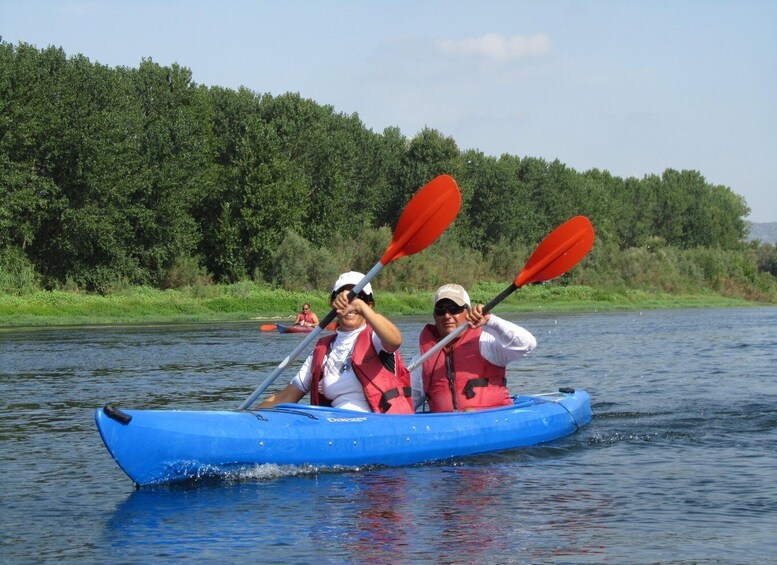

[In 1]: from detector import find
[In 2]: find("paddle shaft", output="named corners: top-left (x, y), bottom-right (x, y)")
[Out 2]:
top-left (238, 262), bottom-right (383, 410)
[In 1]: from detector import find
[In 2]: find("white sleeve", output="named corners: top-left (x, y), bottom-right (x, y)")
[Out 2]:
top-left (289, 352), bottom-right (314, 393)
top-left (409, 353), bottom-right (426, 411)
top-left (479, 314), bottom-right (537, 367)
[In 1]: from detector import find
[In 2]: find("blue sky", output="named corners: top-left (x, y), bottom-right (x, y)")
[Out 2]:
top-left (3, 0), bottom-right (775, 222)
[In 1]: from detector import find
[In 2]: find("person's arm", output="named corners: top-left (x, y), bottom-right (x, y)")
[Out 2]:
top-left (362, 306), bottom-right (402, 352)
top-left (332, 292), bottom-right (402, 352)
top-left (294, 314), bottom-right (304, 325)
top-left (476, 312), bottom-right (537, 367)
top-left (256, 353), bottom-right (313, 408)
top-left (310, 312), bottom-right (319, 326)
top-left (256, 384), bottom-right (305, 408)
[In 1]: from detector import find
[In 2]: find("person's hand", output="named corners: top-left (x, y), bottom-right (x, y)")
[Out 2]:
top-left (466, 304), bottom-right (490, 328)
top-left (333, 290), bottom-right (365, 317)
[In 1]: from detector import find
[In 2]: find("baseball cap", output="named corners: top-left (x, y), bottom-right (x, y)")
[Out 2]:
top-left (332, 271), bottom-right (373, 295)
top-left (433, 284), bottom-right (471, 308)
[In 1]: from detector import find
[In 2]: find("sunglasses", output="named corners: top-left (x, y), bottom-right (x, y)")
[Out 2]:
top-left (434, 304), bottom-right (466, 316)
top-left (331, 290), bottom-right (372, 303)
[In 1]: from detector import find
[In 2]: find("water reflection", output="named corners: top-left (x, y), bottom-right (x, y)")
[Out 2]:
top-left (417, 466), bottom-right (514, 561)
top-left (331, 470), bottom-right (413, 558)
top-left (104, 463), bottom-right (613, 563)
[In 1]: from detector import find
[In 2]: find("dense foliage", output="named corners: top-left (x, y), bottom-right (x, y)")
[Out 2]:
top-left (1, 41), bottom-right (773, 301)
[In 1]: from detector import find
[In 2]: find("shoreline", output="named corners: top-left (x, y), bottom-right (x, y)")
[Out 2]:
top-left (1, 285), bottom-right (772, 330)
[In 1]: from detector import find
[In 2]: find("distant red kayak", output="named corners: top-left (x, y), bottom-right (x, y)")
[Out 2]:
top-left (276, 323), bottom-right (313, 334)
top-left (261, 323), bottom-right (337, 333)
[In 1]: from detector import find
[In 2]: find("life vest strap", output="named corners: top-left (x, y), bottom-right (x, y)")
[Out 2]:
top-left (378, 387), bottom-right (413, 413)
top-left (463, 376), bottom-right (508, 399)
top-left (463, 378), bottom-right (489, 399)
top-left (379, 388), bottom-right (400, 413)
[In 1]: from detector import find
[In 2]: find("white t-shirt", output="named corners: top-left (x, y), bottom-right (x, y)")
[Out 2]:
top-left (290, 324), bottom-right (388, 412)
top-left (409, 314), bottom-right (537, 410)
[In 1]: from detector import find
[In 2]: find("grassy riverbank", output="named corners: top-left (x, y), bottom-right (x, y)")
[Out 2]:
top-left (0, 282), bottom-right (770, 328)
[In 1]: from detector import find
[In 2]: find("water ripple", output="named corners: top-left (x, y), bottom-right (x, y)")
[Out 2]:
top-left (3, 308), bottom-right (777, 563)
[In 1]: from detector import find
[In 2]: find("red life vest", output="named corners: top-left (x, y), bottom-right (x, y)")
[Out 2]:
top-left (297, 311), bottom-right (315, 325)
top-left (310, 326), bottom-right (414, 414)
top-left (419, 324), bottom-right (511, 412)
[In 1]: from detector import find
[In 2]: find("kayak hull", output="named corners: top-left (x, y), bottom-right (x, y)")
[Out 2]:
top-left (275, 323), bottom-right (336, 333)
top-left (275, 323), bottom-right (313, 333)
top-left (95, 390), bottom-right (592, 487)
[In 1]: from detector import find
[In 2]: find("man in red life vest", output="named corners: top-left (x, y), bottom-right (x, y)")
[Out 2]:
top-left (411, 284), bottom-right (537, 412)
top-left (258, 272), bottom-right (414, 414)
top-left (294, 303), bottom-right (319, 327)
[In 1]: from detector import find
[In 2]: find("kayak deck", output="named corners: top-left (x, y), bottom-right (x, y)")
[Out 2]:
top-left (96, 389), bottom-right (592, 486)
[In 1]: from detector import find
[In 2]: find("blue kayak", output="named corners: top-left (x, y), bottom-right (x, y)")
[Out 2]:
top-left (95, 389), bottom-right (592, 487)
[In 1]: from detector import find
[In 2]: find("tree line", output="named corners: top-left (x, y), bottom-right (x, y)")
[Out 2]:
top-left (2, 41), bottom-right (773, 297)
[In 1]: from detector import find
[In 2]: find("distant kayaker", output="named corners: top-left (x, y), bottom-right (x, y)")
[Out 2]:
top-left (257, 272), bottom-right (414, 413)
top-left (294, 303), bottom-right (319, 328)
top-left (410, 283), bottom-right (537, 412)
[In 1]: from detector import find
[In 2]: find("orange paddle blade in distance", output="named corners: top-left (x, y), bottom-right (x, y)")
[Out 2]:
top-left (514, 216), bottom-right (595, 288)
top-left (380, 175), bottom-right (461, 265)
top-left (260, 324), bottom-right (277, 331)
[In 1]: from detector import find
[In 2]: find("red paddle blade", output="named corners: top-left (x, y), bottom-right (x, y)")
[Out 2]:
top-left (259, 324), bottom-right (277, 331)
top-left (514, 216), bottom-right (595, 287)
top-left (380, 175), bottom-right (461, 265)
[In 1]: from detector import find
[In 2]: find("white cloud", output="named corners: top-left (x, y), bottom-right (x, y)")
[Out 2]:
top-left (437, 33), bottom-right (552, 62)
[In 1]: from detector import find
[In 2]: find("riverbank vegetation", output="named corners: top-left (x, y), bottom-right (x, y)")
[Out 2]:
top-left (0, 280), bottom-right (766, 328)
top-left (2, 232), bottom-right (774, 326)
top-left (1, 41), bottom-right (776, 326)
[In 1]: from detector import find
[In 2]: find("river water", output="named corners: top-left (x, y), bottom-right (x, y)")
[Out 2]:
top-left (1, 307), bottom-right (776, 564)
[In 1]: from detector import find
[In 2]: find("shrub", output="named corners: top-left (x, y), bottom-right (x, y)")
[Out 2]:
top-left (273, 230), bottom-right (339, 291)
top-left (486, 238), bottom-right (531, 280)
top-left (0, 247), bottom-right (41, 295)
top-left (163, 255), bottom-right (213, 289)
top-left (377, 231), bottom-right (487, 292)
top-left (756, 243), bottom-right (777, 277)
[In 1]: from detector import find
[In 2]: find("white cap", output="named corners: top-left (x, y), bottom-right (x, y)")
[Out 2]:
top-left (433, 284), bottom-right (471, 307)
top-left (333, 271), bottom-right (373, 295)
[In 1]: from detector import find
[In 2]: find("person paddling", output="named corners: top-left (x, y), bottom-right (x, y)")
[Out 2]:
top-left (294, 303), bottom-right (319, 328)
top-left (410, 284), bottom-right (537, 412)
top-left (257, 272), bottom-right (414, 413)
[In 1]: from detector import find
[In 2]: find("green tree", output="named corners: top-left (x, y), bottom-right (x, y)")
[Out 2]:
top-left (609, 174), bottom-right (656, 249)
top-left (124, 59), bottom-right (207, 285)
top-left (195, 86), bottom-right (262, 281)
top-left (388, 128), bottom-right (460, 230)
top-left (237, 118), bottom-right (308, 280)
top-left (367, 126), bottom-right (408, 229)
top-left (459, 151), bottom-right (526, 251)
